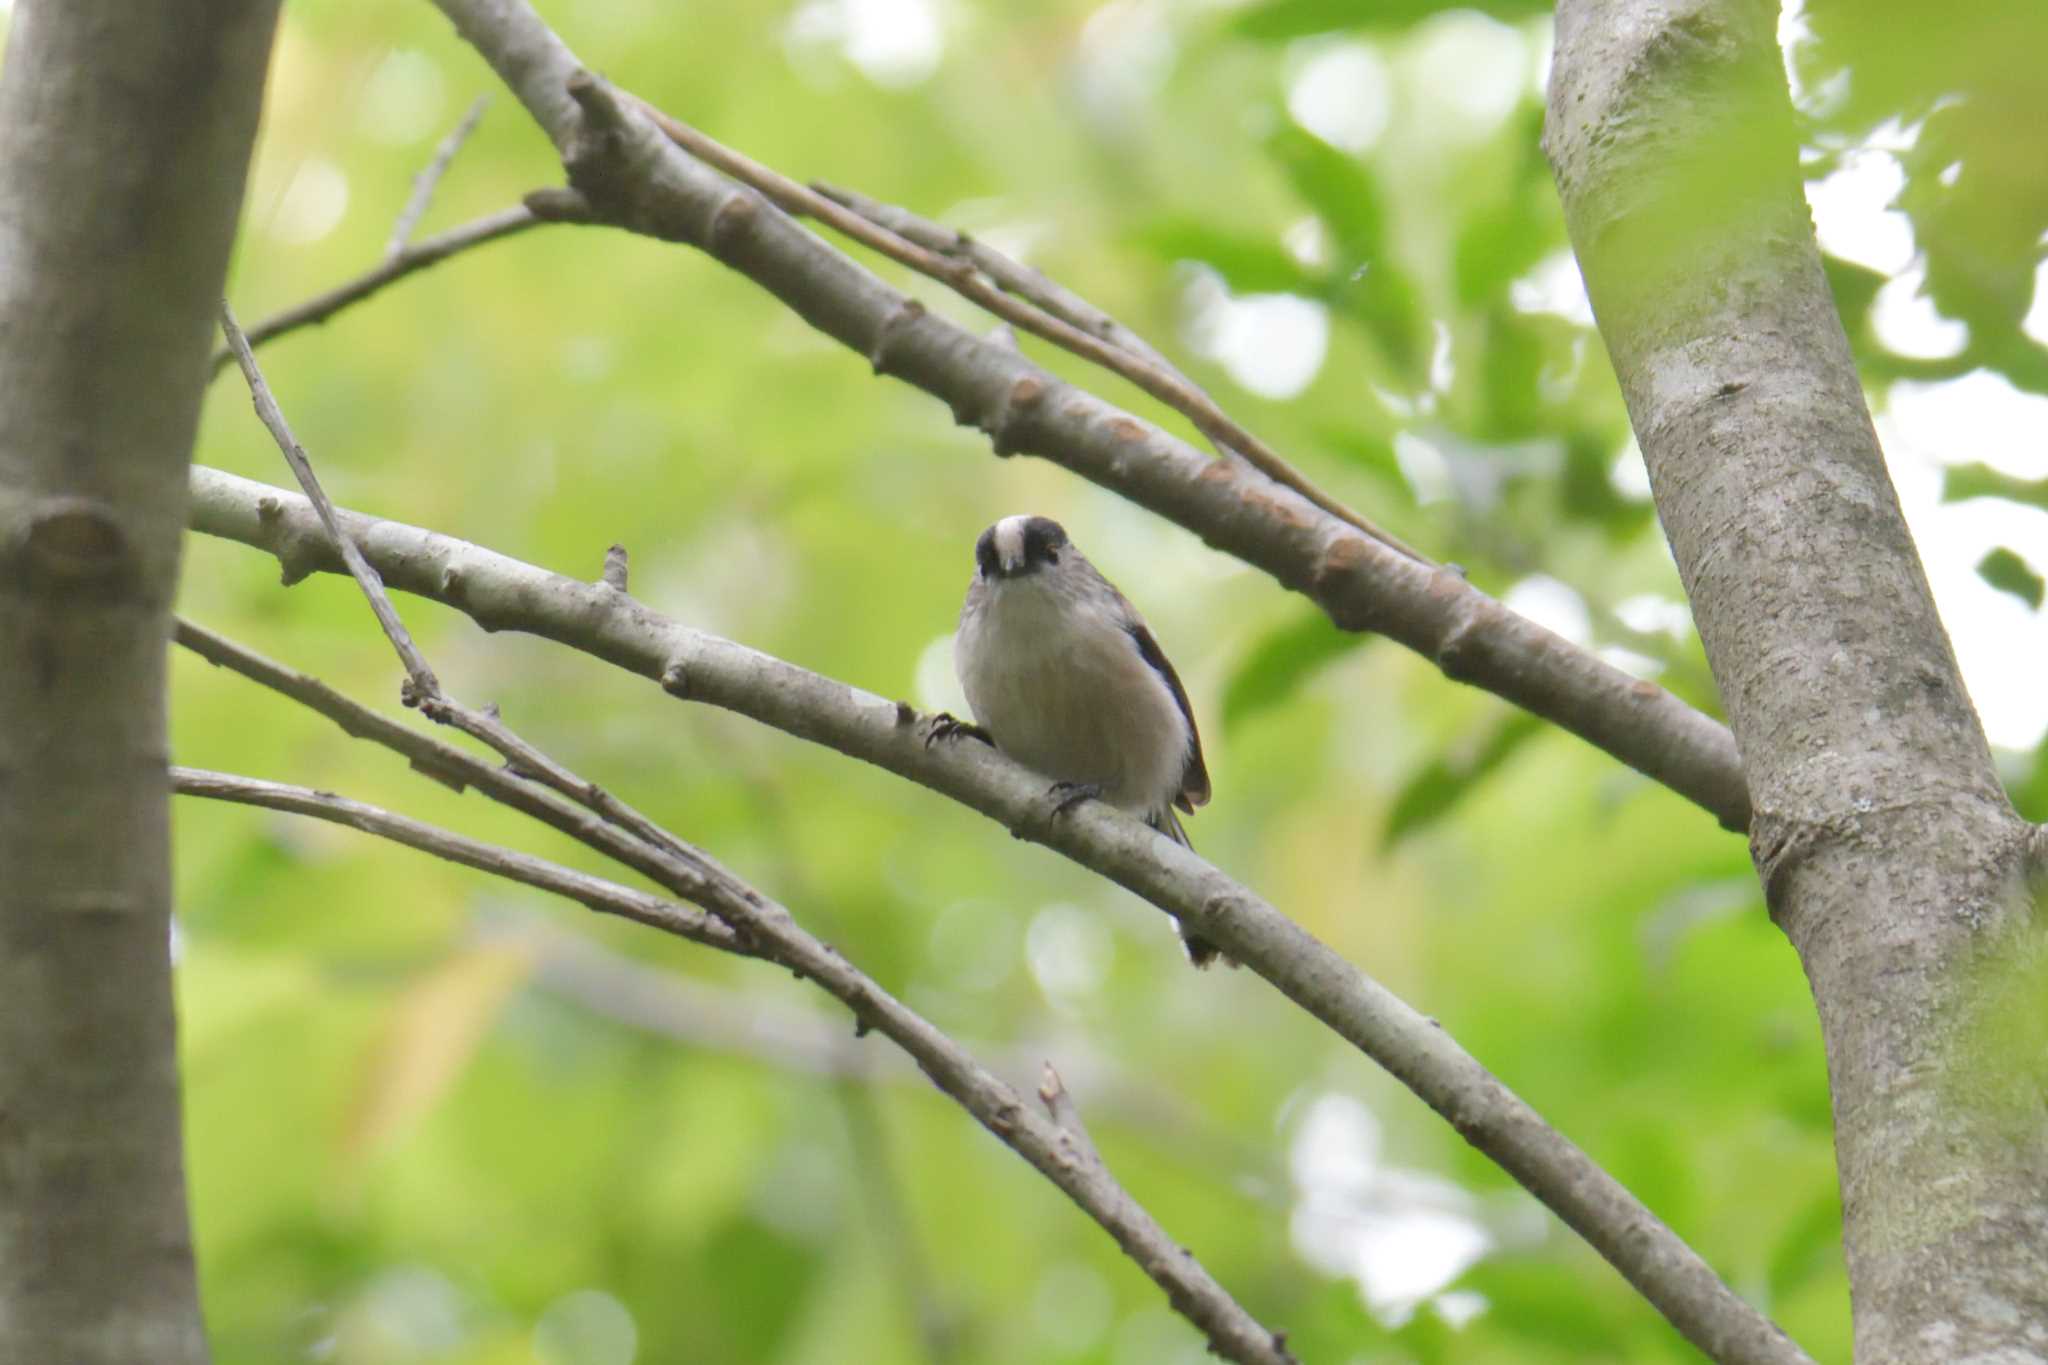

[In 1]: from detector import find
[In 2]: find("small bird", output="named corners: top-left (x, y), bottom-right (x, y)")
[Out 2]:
top-left (939, 514), bottom-right (1219, 966)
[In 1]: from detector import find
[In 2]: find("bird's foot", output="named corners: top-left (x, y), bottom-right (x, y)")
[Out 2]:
top-left (925, 712), bottom-right (994, 750)
top-left (1047, 780), bottom-right (1103, 821)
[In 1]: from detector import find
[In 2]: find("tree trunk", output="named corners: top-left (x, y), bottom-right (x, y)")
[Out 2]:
top-left (0, 2), bottom-right (279, 1360)
top-left (1544, 2), bottom-right (2048, 1359)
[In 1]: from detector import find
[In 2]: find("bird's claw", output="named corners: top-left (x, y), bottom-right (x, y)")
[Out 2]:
top-left (1047, 780), bottom-right (1103, 821)
top-left (925, 712), bottom-right (994, 750)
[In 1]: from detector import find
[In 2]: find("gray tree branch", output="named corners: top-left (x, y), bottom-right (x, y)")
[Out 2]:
top-left (205, 206), bottom-right (543, 377)
top-left (1544, 3), bottom-right (2046, 1359)
top-left (173, 621), bottom-right (1292, 1362)
top-left (188, 463), bottom-right (1811, 1364)
top-left (0, 2), bottom-right (280, 1360)
top-left (173, 768), bottom-right (738, 948)
top-left (387, 94), bottom-right (491, 261)
top-left (629, 93), bottom-right (1425, 566)
top-left (219, 303), bottom-right (444, 700)
top-left (423, 0), bottom-right (1751, 832)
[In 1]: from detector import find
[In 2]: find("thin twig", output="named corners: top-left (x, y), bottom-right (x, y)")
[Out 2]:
top-left (387, 94), bottom-right (490, 261)
top-left (189, 461), bottom-right (1808, 1365)
top-left (173, 617), bottom-right (754, 944)
top-left (626, 93), bottom-right (1429, 567)
top-left (172, 767), bottom-right (734, 948)
top-left (207, 207), bottom-right (543, 377)
top-left (418, 690), bottom-right (709, 874)
top-left (812, 181), bottom-right (1192, 410)
top-left (216, 303), bottom-right (443, 703)
top-left (174, 615), bottom-right (1290, 1362)
top-left (1038, 1063), bottom-right (1106, 1171)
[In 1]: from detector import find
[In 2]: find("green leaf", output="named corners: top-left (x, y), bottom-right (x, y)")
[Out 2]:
top-left (1266, 125), bottom-right (1388, 266)
top-left (1452, 108), bottom-right (1560, 308)
top-left (1222, 611), bottom-right (1372, 735)
top-left (1384, 711), bottom-right (1545, 846)
top-left (1978, 547), bottom-right (2045, 608)
top-left (1265, 126), bottom-right (1424, 372)
top-left (1128, 219), bottom-right (1321, 295)
top-left (1453, 197), bottom-right (1556, 309)
top-left (1559, 428), bottom-right (1653, 538)
top-left (1944, 462), bottom-right (2048, 510)
top-left (1228, 0), bottom-right (1553, 41)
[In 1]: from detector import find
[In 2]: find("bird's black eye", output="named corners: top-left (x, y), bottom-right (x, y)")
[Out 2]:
top-left (1021, 516), bottom-right (1067, 569)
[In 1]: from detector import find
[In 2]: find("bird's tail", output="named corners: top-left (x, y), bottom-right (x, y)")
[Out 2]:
top-left (1148, 808), bottom-right (1225, 969)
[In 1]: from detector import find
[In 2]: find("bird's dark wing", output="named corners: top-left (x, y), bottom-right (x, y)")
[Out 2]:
top-left (1126, 620), bottom-right (1210, 811)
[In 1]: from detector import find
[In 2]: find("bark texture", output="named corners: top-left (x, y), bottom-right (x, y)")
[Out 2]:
top-left (1545, 3), bottom-right (2048, 1360)
top-left (0, 2), bottom-right (279, 1360)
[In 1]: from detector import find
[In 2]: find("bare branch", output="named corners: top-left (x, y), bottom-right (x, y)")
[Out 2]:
top-left (188, 463), bottom-right (1809, 1364)
top-left (387, 94), bottom-right (490, 260)
top-left (601, 543), bottom-right (629, 592)
top-left (173, 768), bottom-right (737, 946)
top-left (173, 617), bottom-right (739, 909)
top-left (1038, 1063), bottom-right (1106, 1172)
top-left (207, 207), bottom-right (543, 377)
top-left (417, 1), bottom-right (1754, 830)
top-left (632, 95), bottom-right (1426, 568)
top-left (417, 688), bottom-right (710, 875)
top-left (812, 180), bottom-right (1195, 415)
top-left (216, 304), bottom-right (442, 702)
top-left (174, 620), bottom-right (1289, 1361)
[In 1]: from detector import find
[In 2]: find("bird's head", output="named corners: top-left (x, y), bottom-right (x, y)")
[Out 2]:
top-left (974, 514), bottom-right (1071, 582)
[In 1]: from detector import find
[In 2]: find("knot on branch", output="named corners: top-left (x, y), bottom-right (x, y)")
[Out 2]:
top-left (17, 496), bottom-right (136, 595)
top-left (867, 297), bottom-right (926, 377)
top-left (1308, 534), bottom-right (1389, 633)
top-left (559, 70), bottom-right (689, 241)
top-left (983, 372), bottom-right (1047, 457)
top-left (1749, 808), bottom-right (1823, 926)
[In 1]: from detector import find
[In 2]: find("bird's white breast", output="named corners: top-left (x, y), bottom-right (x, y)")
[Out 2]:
top-left (956, 577), bottom-right (1190, 814)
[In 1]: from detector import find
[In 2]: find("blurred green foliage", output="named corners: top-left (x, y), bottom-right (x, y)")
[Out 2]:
top-left (1800, 0), bottom-right (2048, 392)
top-left (151, 0), bottom-right (2041, 1360)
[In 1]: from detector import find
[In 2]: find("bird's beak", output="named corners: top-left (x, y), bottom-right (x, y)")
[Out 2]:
top-left (998, 551), bottom-right (1026, 576)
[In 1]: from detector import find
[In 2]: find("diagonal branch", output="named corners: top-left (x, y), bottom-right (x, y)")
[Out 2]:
top-left (631, 95), bottom-right (1425, 566)
top-left (387, 94), bottom-right (490, 260)
top-left (173, 617), bottom-right (742, 910)
top-left (423, 0), bottom-right (1753, 830)
top-left (207, 207), bottom-right (544, 377)
top-left (813, 179), bottom-right (1192, 389)
top-left (172, 767), bottom-right (737, 949)
top-left (217, 303), bottom-right (442, 701)
top-left (173, 745), bottom-right (1296, 1363)
top-left (188, 462), bottom-right (1811, 1364)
